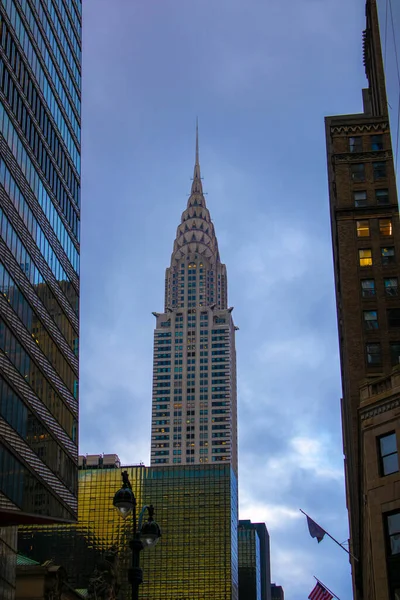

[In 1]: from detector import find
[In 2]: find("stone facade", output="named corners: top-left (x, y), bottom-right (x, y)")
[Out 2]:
top-left (360, 371), bottom-right (400, 599)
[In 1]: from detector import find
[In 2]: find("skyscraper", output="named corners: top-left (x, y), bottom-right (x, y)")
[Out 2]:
top-left (270, 585), bottom-right (284, 600)
top-left (238, 522), bottom-right (262, 600)
top-left (238, 520), bottom-right (271, 600)
top-left (151, 126), bottom-right (238, 473)
top-left (0, 0), bottom-right (81, 596)
top-left (325, 0), bottom-right (399, 598)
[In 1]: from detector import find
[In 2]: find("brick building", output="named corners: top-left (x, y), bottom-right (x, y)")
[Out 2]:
top-left (325, 0), bottom-right (400, 598)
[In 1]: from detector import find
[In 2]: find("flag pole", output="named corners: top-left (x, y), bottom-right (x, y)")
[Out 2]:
top-left (313, 576), bottom-right (341, 600)
top-left (300, 509), bottom-right (359, 562)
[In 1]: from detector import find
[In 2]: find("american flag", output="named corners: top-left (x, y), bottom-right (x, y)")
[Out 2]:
top-left (308, 581), bottom-right (334, 600)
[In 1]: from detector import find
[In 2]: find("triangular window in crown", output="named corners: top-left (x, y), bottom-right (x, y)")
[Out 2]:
top-left (185, 224), bottom-right (189, 231)
top-left (191, 233), bottom-right (196, 241)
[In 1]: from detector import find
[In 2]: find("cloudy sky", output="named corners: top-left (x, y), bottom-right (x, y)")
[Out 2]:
top-left (79, 1), bottom-right (399, 598)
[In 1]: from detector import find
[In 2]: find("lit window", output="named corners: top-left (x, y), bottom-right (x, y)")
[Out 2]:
top-left (354, 191), bottom-right (367, 207)
top-left (379, 219), bottom-right (392, 236)
top-left (361, 279), bottom-right (375, 297)
top-left (373, 162), bottom-right (386, 180)
top-left (351, 163), bottom-right (365, 182)
top-left (390, 342), bottom-right (400, 366)
top-left (387, 309), bottom-right (400, 328)
top-left (359, 249), bottom-right (372, 267)
top-left (371, 135), bottom-right (383, 151)
top-left (386, 512), bottom-right (400, 555)
top-left (349, 136), bottom-right (362, 152)
top-left (382, 247), bottom-right (395, 265)
top-left (379, 433), bottom-right (399, 476)
top-left (357, 220), bottom-right (370, 237)
top-left (385, 278), bottom-right (398, 296)
top-left (376, 189), bottom-right (389, 205)
top-left (363, 310), bottom-right (378, 329)
top-left (366, 343), bottom-right (381, 365)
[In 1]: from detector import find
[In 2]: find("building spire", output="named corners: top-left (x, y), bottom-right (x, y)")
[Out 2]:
top-left (191, 118), bottom-right (203, 195)
top-left (196, 116), bottom-right (199, 166)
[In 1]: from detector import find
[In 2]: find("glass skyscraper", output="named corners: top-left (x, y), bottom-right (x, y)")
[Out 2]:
top-left (19, 458), bottom-right (239, 600)
top-left (151, 126), bottom-right (238, 473)
top-left (238, 521), bottom-right (266, 600)
top-left (0, 0), bottom-right (81, 595)
top-left (238, 520), bottom-right (271, 600)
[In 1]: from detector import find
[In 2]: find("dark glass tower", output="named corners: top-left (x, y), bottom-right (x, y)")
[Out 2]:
top-left (0, 0), bottom-right (81, 594)
top-left (238, 520), bottom-right (271, 600)
top-left (238, 523), bottom-right (261, 600)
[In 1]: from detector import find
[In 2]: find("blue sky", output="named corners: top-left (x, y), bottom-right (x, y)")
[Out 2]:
top-left (80, 1), bottom-right (399, 598)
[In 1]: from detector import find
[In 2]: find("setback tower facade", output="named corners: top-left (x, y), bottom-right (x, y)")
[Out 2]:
top-left (151, 127), bottom-right (238, 473)
top-left (325, 0), bottom-right (400, 598)
top-left (0, 0), bottom-right (81, 596)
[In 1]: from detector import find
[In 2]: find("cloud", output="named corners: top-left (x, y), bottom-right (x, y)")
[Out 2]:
top-left (239, 498), bottom-right (300, 530)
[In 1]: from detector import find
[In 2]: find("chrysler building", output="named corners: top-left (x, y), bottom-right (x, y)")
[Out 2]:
top-left (150, 126), bottom-right (238, 473)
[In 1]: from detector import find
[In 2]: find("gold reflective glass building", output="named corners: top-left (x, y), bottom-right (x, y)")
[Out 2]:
top-left (19, 459), bottom-right (239, 600)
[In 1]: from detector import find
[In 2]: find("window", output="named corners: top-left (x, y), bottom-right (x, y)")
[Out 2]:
top-left (382, 247), bottom-right (396, 265)
top-left (376, 189), bottom-right (389, 205)
top-left (363, 310), bottom-right (378, 329)
top-left (366, 343), bottom-right (381, 365)
top-left (361, 279), bottom-right (375, 297)
top-left (359, 249), bottom-right (372, 267)
top-left (373, 161), bottom-right (386, 180)
top-left (357, 220), bottom-right (370, 237)
top-left (371, 134), bottom-right (383, 151)
top-left (379, 433), bottom-right (398, 475)
top-left (390, 343), bottom-right (400, 366)
top-left (387, 512), bottom-right (400, 555)
top-left (388, 309), bottom-right (400, 328)
top-left (351, 163), bottom-right (365, 182)
top-left (354, 191), bottom-right (367, 207)
top-left (379, 219), bottom-right (393, 236)
top-left (385, 278), bottom-right (398, 296)
top-left (349, 136), bottom-right (362, 152)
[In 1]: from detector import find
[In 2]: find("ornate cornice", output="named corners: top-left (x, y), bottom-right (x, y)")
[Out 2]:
top-left (330, 122), bottom-right (389, 135)
top-left (360, 397), bottom-right (400, 421)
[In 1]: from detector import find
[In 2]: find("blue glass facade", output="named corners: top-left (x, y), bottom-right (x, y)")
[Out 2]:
top-left (0, 0), bottom-right (80, 563)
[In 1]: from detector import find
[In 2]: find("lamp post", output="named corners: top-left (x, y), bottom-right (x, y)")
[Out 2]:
top-left (113, 471), bottom-right (161, 600)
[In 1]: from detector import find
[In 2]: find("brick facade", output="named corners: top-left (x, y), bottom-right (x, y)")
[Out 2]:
top-left (325, 1), bottom-right (400, 598)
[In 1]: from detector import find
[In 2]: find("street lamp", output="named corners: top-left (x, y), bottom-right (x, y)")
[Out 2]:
top-left (113, 471), bottom-right (161, 600)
